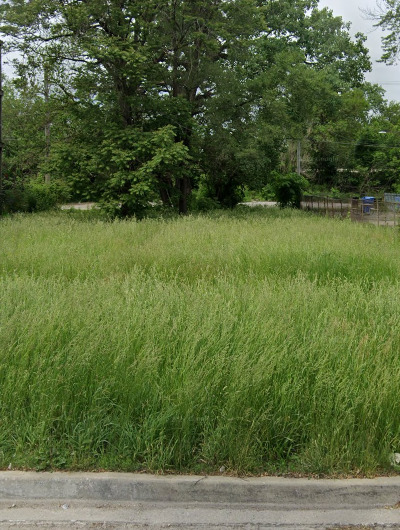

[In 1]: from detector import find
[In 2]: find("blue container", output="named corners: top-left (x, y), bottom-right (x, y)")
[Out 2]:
top-left (361, 196), bottom-right (375, 214)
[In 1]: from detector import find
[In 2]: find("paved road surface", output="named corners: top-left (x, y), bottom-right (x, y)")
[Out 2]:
top-left (0, 499), bottom-right (400, 529)
top-left (60, 202), bottom-right (97, 210)
top-left (0, 473), bottom-right (400, 529)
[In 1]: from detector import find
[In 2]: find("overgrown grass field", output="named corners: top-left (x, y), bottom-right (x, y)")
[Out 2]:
top-left (1, 208), bottom-right (400, 475)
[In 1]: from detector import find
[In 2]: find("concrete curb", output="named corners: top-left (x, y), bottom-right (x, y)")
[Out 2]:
top-left (0, 472), bottom-right (399, 508)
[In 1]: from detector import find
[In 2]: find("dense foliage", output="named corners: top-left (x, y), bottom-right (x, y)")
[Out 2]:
top-left (0, 0), bottom-right (399, 214)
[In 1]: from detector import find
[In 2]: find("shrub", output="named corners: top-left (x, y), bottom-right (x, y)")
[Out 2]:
top-left (271, 172), bottom-right (308, 208)
top-left (1, 178), bottom-right (71, 214)
top-left (190, 184), bottom-right (222, 211)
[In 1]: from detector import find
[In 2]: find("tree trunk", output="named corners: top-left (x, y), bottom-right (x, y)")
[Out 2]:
top-left (178, 176), bottom-right (190, 214)
top-left (44, 66), bottom-right (51, 184)
top-left (159, 175), bottom-right (173, 206)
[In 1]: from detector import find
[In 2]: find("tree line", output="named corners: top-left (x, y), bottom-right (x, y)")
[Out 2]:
top-left (1, 0), bottom-right (400, 215)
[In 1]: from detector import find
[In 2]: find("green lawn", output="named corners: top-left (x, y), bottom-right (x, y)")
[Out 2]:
top-left (1, 208), bottom-right (400, 475)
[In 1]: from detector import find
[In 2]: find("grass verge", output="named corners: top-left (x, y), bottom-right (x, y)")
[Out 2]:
top-left (1, 208), bottom-right (400, 475)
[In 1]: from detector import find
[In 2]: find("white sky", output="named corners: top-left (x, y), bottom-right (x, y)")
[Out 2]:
top-left (318, 0), bottom-right (400, 102)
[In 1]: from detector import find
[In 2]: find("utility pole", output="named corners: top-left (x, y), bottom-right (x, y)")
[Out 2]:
top-left (296, 140), bottom-right (301, 175)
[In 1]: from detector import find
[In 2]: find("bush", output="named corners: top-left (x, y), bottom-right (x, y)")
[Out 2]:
top-left (1, 186), bottom-right (29, 213)
top-left (25, 182), bottom-right (54, 212)
top-left (261, 183), bottom-right (276, 201)
top-left (271, 172), bottom-right (308, 208)
top-left (190, 184), bottom-right (222, 211)
top-left (1, 178), bottom-right (71, 214)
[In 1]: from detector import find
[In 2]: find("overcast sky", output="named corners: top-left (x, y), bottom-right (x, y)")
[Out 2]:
top-left (318, 0), bottom-right (400, 102)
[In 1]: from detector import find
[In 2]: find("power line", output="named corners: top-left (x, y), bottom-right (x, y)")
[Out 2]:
top-left (310, 140), bottom-right (400, 148)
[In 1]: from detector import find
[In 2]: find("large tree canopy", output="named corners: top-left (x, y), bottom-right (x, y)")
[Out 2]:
top-left (0, 0), bottom-right (376, 213)
top-left (370, 0), bottom-right (400, 63)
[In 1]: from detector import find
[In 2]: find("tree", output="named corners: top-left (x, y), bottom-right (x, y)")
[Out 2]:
top-left (196, 1), bottom-right (373, 202)
top-left (368, 0), bottom-right (400, 63)
top-left (359, 102), bottom-right (400, 192)
top-left (0, 0), bottom-right (375, 212)
top-left (2, 79), bottom-right (46, 181)
top-left (251, 3), bottom-right (372, 190)
top-left (1, 0), bottom-right (261, 213)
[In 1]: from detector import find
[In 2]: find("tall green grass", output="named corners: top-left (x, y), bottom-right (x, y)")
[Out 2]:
top-left (1, 208), bottom-right (400, 474)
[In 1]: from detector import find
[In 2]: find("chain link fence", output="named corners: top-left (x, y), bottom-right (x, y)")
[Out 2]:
top-left (302, 194), bottom-right (400, 227)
